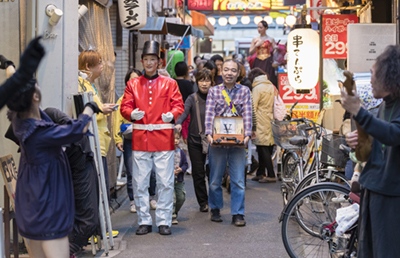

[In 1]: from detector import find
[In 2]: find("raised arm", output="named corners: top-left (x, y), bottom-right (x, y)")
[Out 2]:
top-left (354, 107), bottom-right (400, 146)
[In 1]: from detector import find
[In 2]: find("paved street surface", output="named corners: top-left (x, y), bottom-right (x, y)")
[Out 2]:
top-left (78, 174), bottom-right (289, 258)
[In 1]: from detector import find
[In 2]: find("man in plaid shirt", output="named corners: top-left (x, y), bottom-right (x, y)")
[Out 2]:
top-left (205, 59), bottom-right (252, 226)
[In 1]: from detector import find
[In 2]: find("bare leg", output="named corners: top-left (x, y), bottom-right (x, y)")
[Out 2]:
top-left (30, 236), bottom-right (69, 258)
top-left (29, 239), bottom-right (46, 258)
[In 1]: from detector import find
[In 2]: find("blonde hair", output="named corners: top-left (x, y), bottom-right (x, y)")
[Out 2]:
top-left (78, 50), bottom-right (102, 71)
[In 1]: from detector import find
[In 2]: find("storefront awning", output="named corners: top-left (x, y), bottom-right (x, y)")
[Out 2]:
top-left (166, 23), bottom-right (204, 39)
top-left (191, 11), bottom-right (214, 37)
top-left (139, 17), bottom-right (168, 34)
top-left (140, 17), bottom-right (204, 39)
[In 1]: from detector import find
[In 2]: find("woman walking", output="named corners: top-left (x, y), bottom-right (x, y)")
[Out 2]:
top-left (175, 69), bottom-right (213, 212)
top-left (248, 68), bottom-right (276, 183)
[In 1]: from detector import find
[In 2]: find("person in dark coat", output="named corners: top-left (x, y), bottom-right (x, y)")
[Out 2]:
top-left (341, 45), bottom-right (400, 258)
top-left (6, 80), bottom-right (99, 257)
top-left (5, 107), bottom-right (100, 257)
top-left (175, 68), bottom-right (213, 212)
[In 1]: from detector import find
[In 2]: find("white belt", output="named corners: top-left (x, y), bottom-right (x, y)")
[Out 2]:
top-left (132, 123), bottom-right (175, 131)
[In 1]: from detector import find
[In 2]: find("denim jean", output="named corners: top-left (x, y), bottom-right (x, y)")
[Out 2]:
top-left (345, 159), bottom-right (354, 180)
top-left (208, 146), bottom-right (246, 215)
top-left (123, 139), bottom-right (157, 200)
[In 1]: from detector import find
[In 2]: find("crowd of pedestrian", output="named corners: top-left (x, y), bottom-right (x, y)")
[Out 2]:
top-left (0, 33), bottom-right (286, 257)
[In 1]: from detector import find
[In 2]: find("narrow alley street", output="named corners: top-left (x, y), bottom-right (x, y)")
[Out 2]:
top-left (79, 174), bottom-right (288, 258)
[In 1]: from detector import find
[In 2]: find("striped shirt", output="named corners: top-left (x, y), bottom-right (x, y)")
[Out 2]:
top-left (205, 83), bottom-right (252, 137)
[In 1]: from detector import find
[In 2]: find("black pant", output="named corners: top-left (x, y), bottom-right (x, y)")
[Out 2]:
top-left (188, 140), bottom-right (210, 207)
top-left (256, 145), bottom-right (275, 177)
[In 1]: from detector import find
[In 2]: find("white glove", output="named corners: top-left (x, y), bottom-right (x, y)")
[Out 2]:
top-left (161, 112), bottom-right (174, 123)
top-left (131, 108), bottom-right (145, 121)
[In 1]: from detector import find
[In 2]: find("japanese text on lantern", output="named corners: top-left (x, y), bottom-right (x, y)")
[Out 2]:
top-left (123, 0), bottom-right (140, 30)
top-left (292, 34), bottom-right (303, 84)
top-left (322, 15), bottom-right (358, 59)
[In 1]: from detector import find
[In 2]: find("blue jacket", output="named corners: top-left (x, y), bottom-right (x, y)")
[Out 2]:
top-left (176, 148), bottom-right (188, 182)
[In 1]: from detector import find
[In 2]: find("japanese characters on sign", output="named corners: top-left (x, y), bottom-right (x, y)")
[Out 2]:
top-left (118, 0), bottom-right (147, 31)
top-left (292, 35), bottom-right (303, 84)
top-left (279, 73), bottom-right (320, 122)
top-left (187, 0), bottom-right (288, 11)
top-left (322, 14), bottom-right (358, 59)
top-left (287, 28), bottom-right (320, 91)
top-left (187, 0), bottom-right (214, 10)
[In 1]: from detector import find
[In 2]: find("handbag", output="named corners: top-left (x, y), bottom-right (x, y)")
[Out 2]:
top-left (273, 88), bottom-right (286, 120)
top-left (194, 93), bottom-right (209, 154)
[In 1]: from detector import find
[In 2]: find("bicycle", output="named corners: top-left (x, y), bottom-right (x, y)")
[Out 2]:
top-left (293, 133), bottom-right (351, 195)
top-left (272, 117), bottom-right (324, 205)
top-left (280, 182), bottom-right (359, 258)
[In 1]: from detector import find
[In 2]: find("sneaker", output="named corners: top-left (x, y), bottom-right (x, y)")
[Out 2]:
top-left (259, 177), bottom-right (277, 183)
top-left (232, 214), bottom-right (246, 227)
top-left (130, 200), bottom-right (137, 213)
top-left (172, 218), bottom-right (178, 225)
top-left (251, 175), bottom-right (264, 181)
top-left (150, 199), bottom-right (157, 210)
top-left (210, 209), bottom-right (223, 222)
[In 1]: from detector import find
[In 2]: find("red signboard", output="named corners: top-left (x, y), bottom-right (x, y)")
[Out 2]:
top-left (187, 0), bottom-right (213, 11)
top-left (279, 73), bottom-right (319, 104)
top-left (278, 73), bottom-right (320, 121)
top-left (322, 14), bottom-right (358, 59)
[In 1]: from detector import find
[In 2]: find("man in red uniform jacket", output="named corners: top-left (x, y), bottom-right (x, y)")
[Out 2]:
top-left (120, 41), bottom-right (184, 235)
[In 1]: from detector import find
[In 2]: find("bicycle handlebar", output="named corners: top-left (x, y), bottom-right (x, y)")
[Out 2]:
top-left (290, 117), bottom-right (323, 139)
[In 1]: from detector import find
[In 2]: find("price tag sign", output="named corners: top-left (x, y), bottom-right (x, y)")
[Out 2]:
top-left (279, 73), bottom-right (320, 122)
top-left (322, 15), bottom-right (358, 59)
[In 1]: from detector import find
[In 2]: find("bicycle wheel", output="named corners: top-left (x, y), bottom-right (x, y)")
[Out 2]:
top-left (295, 169), bottom-right (350, 194)
top-left (282, 151), bottom-right (299, 181)
top-left (281, 151), bottom-right (301, 205)
top-left (281, 183), bottom-right (351, 258)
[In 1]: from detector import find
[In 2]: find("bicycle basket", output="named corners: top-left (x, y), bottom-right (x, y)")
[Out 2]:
top-left (321, 134), bottom-right (348, 168)
top-left (271, 120), bottom-right (310, 150)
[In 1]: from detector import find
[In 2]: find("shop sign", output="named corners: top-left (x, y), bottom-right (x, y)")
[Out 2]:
top-left (287, 28), bottom-right (320, 92)
top-left (322, 14), bottom-right (358, 59)
top-left (213, 0), bottom-right (270, 11)
top-left (310, 0), bottom-right (323, 23)
top-left (187, 0), bottom-right (214, 10)
top-left (118, 0), bottom-right (147, 30)
top-left (278, 73), bottom-right (320, 122)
